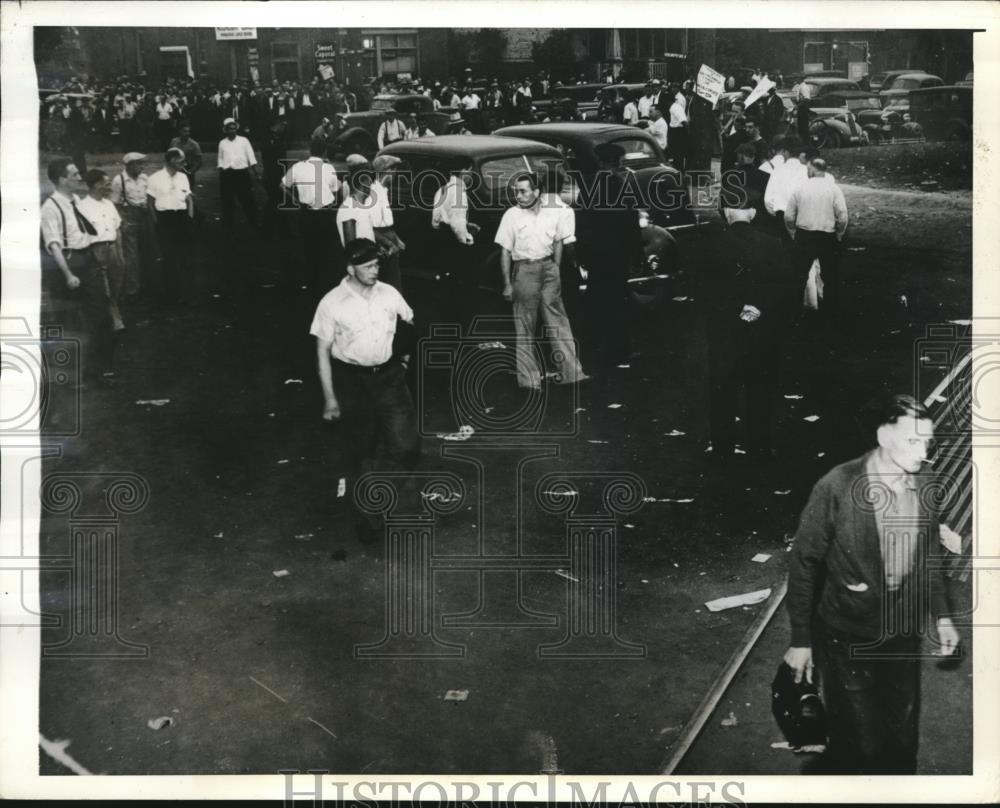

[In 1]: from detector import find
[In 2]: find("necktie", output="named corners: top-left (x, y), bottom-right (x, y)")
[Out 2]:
top-left (71, 198), bottom-right (98, 236)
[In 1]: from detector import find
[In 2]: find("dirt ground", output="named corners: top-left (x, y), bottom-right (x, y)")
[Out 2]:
top-left (34, 143), bottom-right (973, 776)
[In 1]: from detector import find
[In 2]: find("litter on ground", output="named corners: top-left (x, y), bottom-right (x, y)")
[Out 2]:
top-left (608, 403), bottom-right (623, 409)
top-left (284, 379), bottom-right (303, 385)
top-left (555, 569), bottom-right (580, 583)
top-left (783, 394), bottom-right (803, 400)
top-left (705, 587), bottom-right (772, 612)
top-left (147, 716), bottom-right (174, 730)
top-left (803, 415), bottom-right (821, 422)
top-left (337, 478), bottom-right (346, 498)
top-left (720, 712), bottom-right (738, 727)
top-left (751, 553), bottom-right (772, 563)
top-left (272, 569), bottom-right (290, 578)
top-left (444, 690), bottom-right (469, 702)
top-left (477, 341), bottom-right (507, 350)
top-left (135, 399), bottom-right (170, 406)
top-left (665, 429), bottom-right (686, 437)
top-left (774, 490), bottom-right (791, 496)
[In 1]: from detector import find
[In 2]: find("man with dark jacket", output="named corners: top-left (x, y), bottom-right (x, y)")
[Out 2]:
top-left (785, 393), bottom-right (960, 774)
top-left (700, 206), bottom-right (796, 461)
top-left (719, 142), bottom-right (770, 223)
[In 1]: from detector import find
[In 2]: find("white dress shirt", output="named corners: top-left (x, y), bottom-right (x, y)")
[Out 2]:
top-left (76, 196), bottom-right (121, 242)
top-left (622, 101), bottom-right (640, 125)
top-left (282, 157), bottom-right (340, 209)
top-left (461, 93), bottom-right (481, 110)
top-left (41, 191), bottom-right (93, 251)
top-left (764, 157), bottom-right (807, 214)
top-left (647, 117), bottom-right (669, 150)
top-left (336, 194), bottom-right (377, 247)
top-left (668, 94), bottom-right (688, 127)
top-left (785, 175), bottom-right (849, 236)
top-left (369, 179), bottom-right (394, 229)
top-left (494, 201), bottom-right (574, 261)
top-left (542, 194), bottom-right (576, 245)
top-left (146, 168), bottom-right (192, 211)
top-left (377, 118), bottom-right (407, 149)
top-left (310, 279), bottom-right (414, 366)
top-left (432, 177), bottom-right (471, 242)
top-left (637, 95), bottom-right (653, 118)
top-left (110, 172), bottom-right (149, 208)
top-left (217, 135), bottom-right (257, 170)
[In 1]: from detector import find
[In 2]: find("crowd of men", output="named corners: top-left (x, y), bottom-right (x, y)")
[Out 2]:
top-left (36, 59), bottom-right (963, 778)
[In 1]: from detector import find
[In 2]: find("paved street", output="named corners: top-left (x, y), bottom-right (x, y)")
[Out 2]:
top-left (35, 142), bottom-right (973, 775)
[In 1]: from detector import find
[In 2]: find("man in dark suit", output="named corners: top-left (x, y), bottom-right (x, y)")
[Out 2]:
top-left (785, 393), bottom-right (961, 773)
top-left (700, 206), bottom-right (796, 461)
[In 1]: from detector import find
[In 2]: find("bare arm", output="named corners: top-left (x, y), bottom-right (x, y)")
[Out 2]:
top-left (315, 339), bottom-right (340, 421)
top-left (500, 248), bottom-right (513, 302)
top-left (48, 243), bottom-right (80, 289)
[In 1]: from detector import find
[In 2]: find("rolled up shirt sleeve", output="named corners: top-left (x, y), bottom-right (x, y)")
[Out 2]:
top-left (40, 201), bottom-right (64, 251)
top-left (494, 209), bottom-right (516, 253)
top-left (833, 186), bottom-right (849, 236)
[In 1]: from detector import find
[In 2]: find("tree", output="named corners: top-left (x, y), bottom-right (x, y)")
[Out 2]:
top-left (473, 29), bottom-right (507, 77)
top-left (532, 30), bottom-right (579, 81)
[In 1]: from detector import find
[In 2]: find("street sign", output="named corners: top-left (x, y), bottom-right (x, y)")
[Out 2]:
top-left (215, 27), bottom-right (257, 41)
top-left (695, 64), bottom-right (726, 107)
top-left (315, 43), bottom-right (336, 64)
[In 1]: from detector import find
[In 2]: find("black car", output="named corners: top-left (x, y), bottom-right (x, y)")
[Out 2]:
top-left (378, 135), bottom-right (566, 290)
top-left (493, 122), bottom-right (695, 229)
top-left (909, 85), bottom-right (972, 140)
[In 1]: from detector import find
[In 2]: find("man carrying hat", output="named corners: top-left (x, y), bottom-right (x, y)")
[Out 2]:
top-left (109, 151), bottom-right (157, 298)
top-left (217, 117), bottom-right (260, 231)
top-left (370, 154), bottom-right (406, 291)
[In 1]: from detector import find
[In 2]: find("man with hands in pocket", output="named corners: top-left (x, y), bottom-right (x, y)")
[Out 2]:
top-left (785, 393), bottom-right (961, 773)
top-left (310, 238), bottom-right (420, 543)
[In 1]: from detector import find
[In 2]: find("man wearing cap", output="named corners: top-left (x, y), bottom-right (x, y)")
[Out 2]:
top-left (283, 139), bottom-right (343, 295)
top-left (109, 152), bottom-right (156, 297)
top-left (310, 237), bottom-right (420, 544)
top-left (147, 148), bottom-right (194, 305)
top-left (370, 154), bottom-right (406, 291)
top-left (495, 172), bottom-right (587, 390)
top-left (217, 117), bottom-right (260, 231)
top-left (376, 108), bottom-right (407, 150)
top-left (41, 157), bottom-right (113, 386)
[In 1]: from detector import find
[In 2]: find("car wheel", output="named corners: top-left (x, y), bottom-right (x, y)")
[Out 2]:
top-left (809, 124), bottom-right (835, 150)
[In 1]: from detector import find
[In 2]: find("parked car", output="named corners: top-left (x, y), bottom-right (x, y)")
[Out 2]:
top-left (335, 93), bottom-right (460, 157)
top-left (803, 96), bottom-right (870, 149)
top-left (493, 122), bottom-right (694, 230)
top-left (596, 83), bottom-right (647, 122)
top-left (376, 134), bottom-right (565, 293)
top-left (801, 76), bottom-right (863, 99)
top-left (867, 69), bottom-right (912, 93)
top-left (545, 83), bottom-right (606, 121)
top-left (908, 85), bottom-right (972, 140)
top-left (955, 71), bottom-right (974, 87)
top-left (879, 72), bottom-right (944, 105)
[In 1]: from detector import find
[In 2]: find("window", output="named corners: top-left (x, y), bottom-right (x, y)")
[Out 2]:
top-left (271, 42), bottom-right (300, 83)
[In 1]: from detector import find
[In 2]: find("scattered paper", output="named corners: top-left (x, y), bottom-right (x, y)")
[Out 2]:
top-left (624, 523), bottom-right (635, 529)
top-left (617, 364), bottom-right (631, 369)
top-left (720, 712), bottom-right (739, 727)
top-left (135, 399), bottom-right (170, 406)
top-left (438, 425), bottom-right (475, 441)
top-left (774, 490), bottom-right (791, 496)
top-left (272, 569), bottom-right (290, 578)
top-left (733, 447), bottom-right (746, 455)
top-left (641, 578), bottom-right (649, 584)
top-left (783, 394), bottom-right (803, 400)
top-left (803, 415), bottom-right (820, 422)
top-left (899, 295), bottom-right (908, 308)
top-left (608, 403), bottom-right (623, 409)
top-left (555, 569), bottom-right (580, 583)
top-left (213, 532), bottom-right (224, 538)
top-left (422, 490), bottom-right (462, 504)
top-left (574, 407), bottom-right (587, 413)
top-left (665, 429), bottom-right (686, 437)
top-left (147, 717), bottom-right (174, 730)
top-left (771, 741), bottom-right (827, 753)
top-left (705, 587), bottom-right (772, 612)
top-left (662, 497), bottom-right (695, 504)
top-left (543, 490), bottom-right (579, 498)
top-left (845, 582), bottom-right (868, 592)
top-left (284, 379), bottom-right (303, 384)
top-left (817, 452), bottom-right (826, 458)
top-left (444, 690), bottom-right (469, 702)
top-left (672, 296), bottom-right (689, 302)
top-left (751, 553), bottom-right (772, 563)
top-left (277, 459), bottom-right (289, 465)
top-left (337, 478), bottom-right (346, 498)
top-left (294, 533), bottom-right (314, 540)
top-left (587, 439), bottom-right (609, 444)
top-left (477, 341), bottom-right (507, 350)
top-left (948, 319), bottom-right (972, 326)
top-left (847, 247), bottom-right (866, 252)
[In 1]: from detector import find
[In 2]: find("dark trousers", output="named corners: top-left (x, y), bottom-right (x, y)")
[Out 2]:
top-left (584, 268), bottom-right (630, 372)
top-left (299, 207), bottom-right (344, 298)
top-left (44, 250), bottom-right (113, 382)
top-left (708, 330), bottom-right (782, 455)
top-left (334, 359), bottom-right (421, 526)
top-left (793, 229), bottom-right (842, 315)
top-left (219, 168), bottom-right (257, 230)
top-left (155, 211), bottom-right (191, 303)
top-left (669, 127), bottom-right (688, 174)
top-left (815, 619), bottom-right (921, 774)
top-left (373, 230), bottom-right (403, 292)
top-left (436, 229), bottom-right (478, 331)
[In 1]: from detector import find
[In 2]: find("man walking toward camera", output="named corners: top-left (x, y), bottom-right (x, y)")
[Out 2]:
top-left (496, 172), bottom-right (587, 390)
top-left (785, 393), bottom-right (960, 774)
top-left (310, 238), bottom-right (419, 543)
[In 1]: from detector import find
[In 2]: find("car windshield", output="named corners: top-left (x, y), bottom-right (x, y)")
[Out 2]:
top-left (893, 78), bottom-right (924, 91)
top-left (556, 86), bottom-right (602, 102)
top-left (846, 97), bottom-right (882, 111)
top-left (370, 98), bottom-right (394, 111)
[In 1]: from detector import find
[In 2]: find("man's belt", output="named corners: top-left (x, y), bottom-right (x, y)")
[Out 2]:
top-left (333, 357), bottom-right (396, 374)
top-left (513, 255), bottom-right (554, 263)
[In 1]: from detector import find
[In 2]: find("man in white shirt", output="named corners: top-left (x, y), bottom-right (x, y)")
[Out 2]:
top-left (309, 238), bottom-right (420, 544)
top-left (41, 157), bottom-right (113, 385)
top-left (432, 168), bottom-right (482, 327)
top-left (785, 157), bottom-right (849, 317)
top-left (336, 165), bottom-right (377, 248)
top-left (622, 94), bottom-right (640, 125)
top-left (217, 117), bottom-right (259, 231)
top-left (370, 154), bottom-right (407, 291)
top-left (109, 152), bottom-right (154, 296)
top-left (376, 108), bottom-right (407, 149)
top-left (668, 88), bottom-right (689, 173)
top-left (495, 172), bottom-right (587, 390)
top-left (147, 148), bottom-right (194, 304)
top-left (764, 136), bottom-right (807, 236)
top-left (637, 84), bottom-right (655, 119)
top-left (647, 105), bottom-right (669, 151)
top-left (79, 168), bottom-right (126, 331)
top-left (283, 139), bottom-right (343, 296)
